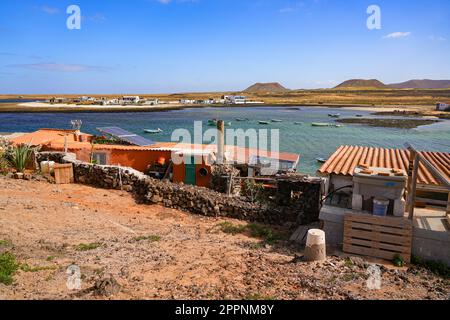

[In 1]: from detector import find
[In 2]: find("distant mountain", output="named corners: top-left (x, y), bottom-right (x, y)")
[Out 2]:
top-left (334, 79), bottom-right (387, 89)
top-left (388, 79), bottom-right (450, 89)
top-left (244, 82), bottom-right (289, 93)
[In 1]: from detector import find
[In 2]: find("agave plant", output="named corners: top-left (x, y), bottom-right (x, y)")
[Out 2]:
top-left (8, 144), bottom-right (33, 173)
top-left (0, 151), bottom-right (9, 174)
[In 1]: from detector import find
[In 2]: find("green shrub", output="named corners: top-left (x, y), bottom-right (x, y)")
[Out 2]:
top-left (8, 144), bottom-right (33, 173)
top-left (393, 254), bottom-right (405, 267)
top-left (217, 222), bottom-right (282, 244)
top-left (218, 222), bottom-right (248, 235)
top-left (411, 255), bottom-right (450, 278)
top-left (0, 252), bottom-right (19, 285)
top-left (75, 242), bottom-right (102, 251)
top-left (134, 235), bottom-right (161, 242)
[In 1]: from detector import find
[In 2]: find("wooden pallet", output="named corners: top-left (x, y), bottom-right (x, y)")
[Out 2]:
top-left (343, 213), bottom-right (412, 263)
top-left (54, 163), bottom-right (74, 184)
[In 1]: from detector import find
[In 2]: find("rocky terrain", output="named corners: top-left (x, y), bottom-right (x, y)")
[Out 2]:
top-left (0, 177), bottom-right (448, 300)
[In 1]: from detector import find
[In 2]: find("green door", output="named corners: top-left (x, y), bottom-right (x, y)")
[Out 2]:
top-left (185, 156), bottom-right (196, 185)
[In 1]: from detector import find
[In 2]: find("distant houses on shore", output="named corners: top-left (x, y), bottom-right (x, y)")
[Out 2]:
top-left (436, 102), bottom-right (450, 111)
top-left (47, 94), bottom-right (263, 107)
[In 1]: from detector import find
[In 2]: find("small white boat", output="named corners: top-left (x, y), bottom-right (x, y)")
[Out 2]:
top-left (328, 113), bottom-right (341, 118)
top-left (311, 122), bottom-right (332, 127)
top-left (144, 128), bottom-right (163, 134)
top-left (271, 119), bottom-right (283, 123)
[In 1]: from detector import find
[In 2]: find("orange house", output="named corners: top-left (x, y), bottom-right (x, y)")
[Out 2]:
top-left (10, 129), bottom-right (300, 188)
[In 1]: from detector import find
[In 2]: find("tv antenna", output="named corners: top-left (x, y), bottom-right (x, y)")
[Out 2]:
top-left (71, 120), bottom-right (82, 131)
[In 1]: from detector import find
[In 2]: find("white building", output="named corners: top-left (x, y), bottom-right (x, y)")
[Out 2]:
top-left (436, 102), bottom-right (450, 111)
top-left (121, 96), bottom-right (140, 104)
top-left (224, 95), bottom-right (247, 104)
top-left (180, 99), bottom-right (196, 104)
top-left (143, 99), bottom-right (159, 105)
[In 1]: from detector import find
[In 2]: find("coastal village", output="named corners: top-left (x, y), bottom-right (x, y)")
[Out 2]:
top-left (0, 114), bottom-right (449, 299)
top-left (47, 95), bottom-right (262, 107)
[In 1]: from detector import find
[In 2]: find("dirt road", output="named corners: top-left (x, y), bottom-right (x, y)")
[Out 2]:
top-left (0, 177), bottom-right (448, 300)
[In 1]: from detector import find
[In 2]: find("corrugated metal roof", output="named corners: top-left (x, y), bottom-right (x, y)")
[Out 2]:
top-left (318, 145), bottom-right (450, 187)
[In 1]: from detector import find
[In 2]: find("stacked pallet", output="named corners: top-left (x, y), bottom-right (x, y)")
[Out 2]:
top-left (344, 213), bottom-right (412, 262)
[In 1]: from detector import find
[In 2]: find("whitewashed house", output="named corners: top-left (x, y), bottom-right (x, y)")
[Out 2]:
top-left (121, 96), bottom-right (140, 104)
top-left (436, 102), bottom-right (450, 111)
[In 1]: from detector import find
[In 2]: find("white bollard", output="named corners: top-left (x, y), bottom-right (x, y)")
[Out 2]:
top-left (304, 229), bottom-right (327, 262)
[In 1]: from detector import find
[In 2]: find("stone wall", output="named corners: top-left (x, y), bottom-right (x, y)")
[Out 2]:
top-left (37, 152), bottom-right (323, 226)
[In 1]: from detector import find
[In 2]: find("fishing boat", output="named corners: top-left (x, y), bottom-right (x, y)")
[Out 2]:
top-left (328, 113), bottom-right (341, 118)
top-left (311, 122), bottom-right (332, 127)
top-left (316, 157), bottom-right (327, 163)
top-left (144, 128), bottom-right (163, 134)
top-left (208, 119), bottom-right (232, 126)
top-left (258, 121), bottom-right (270, 125)
top-left (271, 119), bottom-right (283, 123)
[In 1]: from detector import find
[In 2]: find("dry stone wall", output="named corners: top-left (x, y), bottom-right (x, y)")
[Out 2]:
top-left (37, 152), bottom-right (323, 226)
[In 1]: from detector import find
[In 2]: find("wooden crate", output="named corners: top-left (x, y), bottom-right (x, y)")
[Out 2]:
top-left (343, 213), bottom-right (412, 263)
top-left (54, 163), bottom-right (74, 184)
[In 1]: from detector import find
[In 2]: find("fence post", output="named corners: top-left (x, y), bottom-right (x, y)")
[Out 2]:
top-left (406, 150), bottom-right (419, 220)
top-left (446, 192), bottom-right (450, 225)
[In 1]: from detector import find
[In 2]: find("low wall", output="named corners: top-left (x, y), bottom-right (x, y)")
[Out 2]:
top-left (37, 152), bottom-right (322, 226)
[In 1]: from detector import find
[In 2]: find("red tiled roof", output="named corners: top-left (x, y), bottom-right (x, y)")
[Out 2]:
top-left (318, 145), bottom-right (450, 187)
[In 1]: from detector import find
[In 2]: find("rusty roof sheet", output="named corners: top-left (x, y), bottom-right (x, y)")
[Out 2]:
top-left (318, 145), bottom-right (450, 187)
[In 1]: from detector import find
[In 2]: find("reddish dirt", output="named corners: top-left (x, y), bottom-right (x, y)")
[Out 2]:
top-left (0, 177), bottom-right (448, 300)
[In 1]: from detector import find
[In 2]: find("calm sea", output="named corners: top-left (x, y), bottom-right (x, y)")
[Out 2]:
top-left (0, 106), bottom-right (449, 175)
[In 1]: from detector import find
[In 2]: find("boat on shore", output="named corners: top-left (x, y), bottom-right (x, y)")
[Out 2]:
top-left (144, 128), bottom-right (163, 134)
top-left (312, 122), bottom-right (332, 127)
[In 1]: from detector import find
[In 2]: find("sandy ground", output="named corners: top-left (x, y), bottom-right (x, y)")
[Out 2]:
top-left (0, 177), bottom-right (448, 300)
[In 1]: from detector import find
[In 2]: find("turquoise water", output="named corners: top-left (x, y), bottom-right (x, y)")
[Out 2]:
top-left (0, 106), bottom-right (449, 175)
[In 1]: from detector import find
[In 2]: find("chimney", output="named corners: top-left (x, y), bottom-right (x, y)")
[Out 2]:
top-left (217, 120), bottom-right (225, 164)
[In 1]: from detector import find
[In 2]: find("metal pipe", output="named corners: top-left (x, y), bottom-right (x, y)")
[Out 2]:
top-left (217, 120), bottom-right (225, 165)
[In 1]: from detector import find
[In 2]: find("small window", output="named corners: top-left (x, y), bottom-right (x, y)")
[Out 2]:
top-left (199, 168), bottom-right (209, 177)
top-left (92, 152), bottom-right (107, 165)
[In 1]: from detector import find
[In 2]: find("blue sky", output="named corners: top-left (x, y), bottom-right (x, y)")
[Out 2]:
top-left (0, 0), bottom-right (449, 94)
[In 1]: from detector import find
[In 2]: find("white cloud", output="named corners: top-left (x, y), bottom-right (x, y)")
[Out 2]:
top-left (429, 35), bottom-right (447, 42)
top-left (41, 6), bottom-right (59, 15)
top-left (8, 63), bottom-right (112, 73)
top-left (383, 32), bottom-right (411, 39)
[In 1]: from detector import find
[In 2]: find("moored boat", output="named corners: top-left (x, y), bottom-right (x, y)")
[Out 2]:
top-left (328, 113), bottom-right (341, 118)
top-left (271, 119), bottom-right (283, 122)
top-left (258, 121), bottom-right (270, 125)
top-left (311, 122), bottom-right (332, 127)
top-left (144, 128), bottom-right (163, 134)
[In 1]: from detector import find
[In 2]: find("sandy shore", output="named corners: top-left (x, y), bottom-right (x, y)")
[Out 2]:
top-left (0, 101), bottom-right (437, 114)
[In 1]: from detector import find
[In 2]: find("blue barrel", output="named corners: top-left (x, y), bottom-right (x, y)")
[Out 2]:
top-left (373, 198), bottom-right (389, 216)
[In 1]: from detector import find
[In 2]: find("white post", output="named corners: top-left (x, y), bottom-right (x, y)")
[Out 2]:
top-left (304, 229), bottom-right (326, 262)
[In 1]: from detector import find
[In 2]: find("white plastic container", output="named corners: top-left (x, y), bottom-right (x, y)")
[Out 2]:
top-left (40, 161), bottom-right (55, 174)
